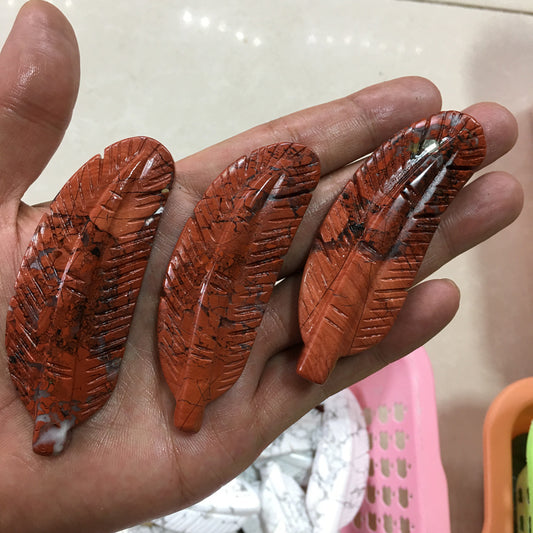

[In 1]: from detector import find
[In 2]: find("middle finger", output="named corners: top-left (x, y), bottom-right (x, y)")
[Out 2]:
top-left (279, 101), bottom-right (520, 277)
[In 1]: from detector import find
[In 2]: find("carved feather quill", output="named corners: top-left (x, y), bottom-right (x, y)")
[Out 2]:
top-left (298, 111), bottom-right (486, 384)
top-left (158, 143), bottom-right (320, 432)
top-left (6, 137), bottom-right (174, 455)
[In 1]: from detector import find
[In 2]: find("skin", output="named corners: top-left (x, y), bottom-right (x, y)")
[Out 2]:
top-left (0, 2), bottom-right (524, 532)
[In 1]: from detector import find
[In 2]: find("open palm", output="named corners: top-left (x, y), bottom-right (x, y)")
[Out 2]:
top-left (0, 2), bottom-right (523, 532)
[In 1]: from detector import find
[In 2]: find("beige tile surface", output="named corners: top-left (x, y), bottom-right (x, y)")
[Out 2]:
top-left (0, 1), bottom-right (532, 532)
top-left (404, 0), bottom-right (533, 15)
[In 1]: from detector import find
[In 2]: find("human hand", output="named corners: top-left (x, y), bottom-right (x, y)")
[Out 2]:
top-left (0, 2), bottom-right (523, 532)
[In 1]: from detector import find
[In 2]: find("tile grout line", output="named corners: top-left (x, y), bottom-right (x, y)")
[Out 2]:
top-left (397, 0), bottom-right (533, 16)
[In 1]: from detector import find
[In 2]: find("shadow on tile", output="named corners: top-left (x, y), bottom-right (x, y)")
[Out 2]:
top-left (438, 401), bottom-right (486, 533)
top-left (439, 17), bottom-right (533, 533)
top-left (466, 14), bottom-right (533, 386)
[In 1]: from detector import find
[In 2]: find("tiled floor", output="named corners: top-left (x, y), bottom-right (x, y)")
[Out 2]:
top-left (405, 0), bottom-right (533, 15)
top-left (0, 1), bottom-right (531, 532)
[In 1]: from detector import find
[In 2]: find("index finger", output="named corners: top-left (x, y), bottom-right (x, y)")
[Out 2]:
top-left (174, 76), bottom-right (442, 195)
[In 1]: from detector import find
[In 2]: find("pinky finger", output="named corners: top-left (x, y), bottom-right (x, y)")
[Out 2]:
top-left (322, 277), bottom-right (462, 396)
top-left (252, 277), bottom-right (461, 440)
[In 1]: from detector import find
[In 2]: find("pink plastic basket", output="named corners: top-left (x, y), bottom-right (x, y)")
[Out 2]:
top-left (341, 347), bottom-right (450, 533)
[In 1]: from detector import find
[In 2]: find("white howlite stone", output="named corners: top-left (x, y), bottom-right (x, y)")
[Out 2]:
top-left (241, 514), bottom-right (263, 533)
top-left (161, 509), bottom-right (248, 533)
top-left (117, 479), bottom-right (258, 533)
top-left (193, 477), bottom-right (260, 515)
top-left (240, 465), bottom-right (261, 487)
top-left (259, 462), bottom-right (312, 533)
top-left (258, 407), bottom-right (322, 460)
top-left (305, 390), bottom-right (369, 532)
top-left (121, 389), bottom-right (368, 533)
top-left (119, 509), bottom-right (247, 533)
top-left (273, 451), bottom-right (314, 487)
top-left (158, 478), bottom-right (259, 533)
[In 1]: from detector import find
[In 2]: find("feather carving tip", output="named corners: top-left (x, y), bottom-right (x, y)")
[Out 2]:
top-left (296, 342), bottom-right (339, 384)
top-left (173, 401), bottom-right (204, 433)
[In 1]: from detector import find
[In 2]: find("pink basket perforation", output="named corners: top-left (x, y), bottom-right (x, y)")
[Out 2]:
top-left (341, 347), bottom-right (450, 533)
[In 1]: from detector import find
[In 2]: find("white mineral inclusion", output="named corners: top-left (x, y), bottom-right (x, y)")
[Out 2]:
top-left (33, 417), bottom-right (75, 455)
top-left (144, 205), bottom-right (165, 226)
top-left (421, 138), bottom-right (440, 155)
top-left (120, 389), bottom-right (369, 533)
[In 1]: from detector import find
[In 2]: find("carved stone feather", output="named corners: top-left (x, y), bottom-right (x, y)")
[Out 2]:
top-left (6, 137), bottom-right (174, 455)
top-left (298, 111), bottom-right (486, 384)
top-left (158, 143), bottom-right (320, 432)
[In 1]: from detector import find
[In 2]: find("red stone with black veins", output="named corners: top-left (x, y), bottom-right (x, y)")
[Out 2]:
top-left (298, 111), bottom-right (487, 384)
top-left (5, 137), bottom-right (174, 455)
top-left (158, 143), bottom-right (320, 432)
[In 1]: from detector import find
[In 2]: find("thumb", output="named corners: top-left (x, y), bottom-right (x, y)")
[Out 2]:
top-left (0, 0), bottom-right (79, 206)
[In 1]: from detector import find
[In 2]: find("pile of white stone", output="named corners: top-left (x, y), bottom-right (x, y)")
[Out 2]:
top-left (122, 389), bottom-right (369, 533)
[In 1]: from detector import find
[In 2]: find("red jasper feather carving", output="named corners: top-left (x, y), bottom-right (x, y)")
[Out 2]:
top-left (6, 137), bottom-right (174, 455)
top-left (158, 143), bottom-right (320, 432)
top-left (298, 111), bottom-right (486, 384)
